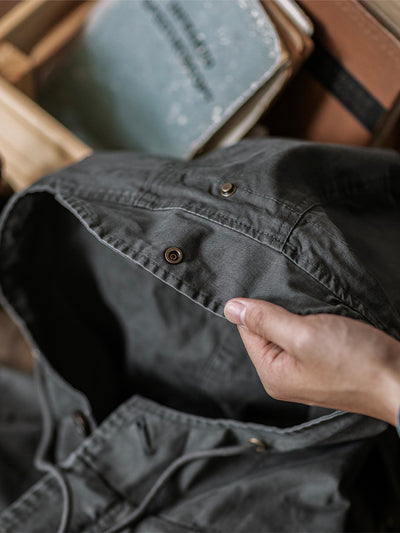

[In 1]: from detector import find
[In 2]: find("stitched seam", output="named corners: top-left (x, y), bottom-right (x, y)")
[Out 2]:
top-left (0, 473), bottom-right (56, 528)
top-left (1, 188), bottom-right (388, 336)
top-left (131, 398), bottom-right (344, 435)
top-left (78, 501), bottom-right (128, 533)
top-left (79, 196), bottom-right (287, 245)
top-left (59, 180), bottom-right (304, 216)
top-left (233, 185), bottom-right (302, 213)
top-left (77, 454), bottom-right (128, 501)
top-left (282, 203), bottom-right (321, 249)
top-left (67, 194), bottom-right (380, 330)
top-left (60, 396), bottom-right (344, 477)
top-left (76, 440), bottom-right (251, 533)
top-left (80, 498), bottom-right (207, 533)
top-left (80, 401), bottom-right (342, 460)
top-left (282, 247), bottom-right (386, 331)
top-left (56, 198), bottom-right (227, 313)
top-left (134, 203), bottom-right (284, 244)
top-left (285, 184), bottom-right (400, 329)
top-left (299, 213), bottom-right (400, 312)
top-left (85, 199), bottom-right (380, 327)
top-left (55, 171), bottom-right (399, 203)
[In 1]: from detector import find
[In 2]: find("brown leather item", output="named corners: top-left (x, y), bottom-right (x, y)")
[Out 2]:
top-left (302, 0), bottom-right (399, 109)
top-left (267, 0), bottom-right (400, 148)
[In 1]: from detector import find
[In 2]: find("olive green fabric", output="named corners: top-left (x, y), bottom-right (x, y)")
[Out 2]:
top-left (0, 139), bottom-right (399, 532)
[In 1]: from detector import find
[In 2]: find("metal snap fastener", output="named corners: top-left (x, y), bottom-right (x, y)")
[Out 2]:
top-left (220, 182), bottom-right (237, 197)
top-left (164, 247), bottom-right (183, 264)
top-left (73, 410), bottom-right (91, 437)
top-left (249, 437), bottom-right (267, 452)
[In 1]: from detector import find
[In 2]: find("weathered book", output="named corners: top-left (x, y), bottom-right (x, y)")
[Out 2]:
top-left (40, 0), bottom-right (312, 159)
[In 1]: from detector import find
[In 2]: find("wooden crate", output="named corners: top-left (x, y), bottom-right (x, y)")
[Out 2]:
top-left (0, 76), bottom-right (92, 191)
top-left (0, 0), bottom-right (94, 192)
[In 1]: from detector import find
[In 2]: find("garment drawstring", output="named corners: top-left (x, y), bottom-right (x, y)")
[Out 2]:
top-left (34, 361), bottom-right (72, 533)
top-left (34, 363), bottom-right (266, 533)
top-left (104, 440), bottom-right (263, 533)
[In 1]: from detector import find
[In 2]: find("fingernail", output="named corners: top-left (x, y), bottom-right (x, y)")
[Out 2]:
top-left (224, 300), bottom-right (247, 325)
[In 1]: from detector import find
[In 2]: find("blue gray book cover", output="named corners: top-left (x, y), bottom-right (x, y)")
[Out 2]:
top-left (42, 0), bottom-right (286, 158)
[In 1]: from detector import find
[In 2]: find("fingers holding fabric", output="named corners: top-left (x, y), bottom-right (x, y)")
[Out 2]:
top-left (236, 324), bottom-right (302, 403)
top-left (224, 298), bottom-right (308, 355)
top-left (224, 297), bottom-right (400, 426)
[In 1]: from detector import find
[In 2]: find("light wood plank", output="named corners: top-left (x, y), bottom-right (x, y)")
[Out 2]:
top-left (0, 0), bottom-right (80, 53)
top-left (31, 1), bottom-right (96, 70)
top-left (0, 77), bottom-right (92, 191)
top-left (0, 41), bottom-right (35, 96)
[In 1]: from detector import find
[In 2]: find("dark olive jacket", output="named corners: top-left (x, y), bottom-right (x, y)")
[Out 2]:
top-left (0, 139), bottom-right (399, 532)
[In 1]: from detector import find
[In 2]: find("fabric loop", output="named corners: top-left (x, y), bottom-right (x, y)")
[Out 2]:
top-left (34, 362), bottom-right (72, 533)
top-left (104, 442), bottom-right (255, 533)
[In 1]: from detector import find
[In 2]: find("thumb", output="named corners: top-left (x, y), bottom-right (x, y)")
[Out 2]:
top-left (224, 298), bottom-right (305, 354)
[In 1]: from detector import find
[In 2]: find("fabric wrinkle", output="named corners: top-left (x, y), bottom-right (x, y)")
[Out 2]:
top-left (0, 139), bottom-right (399, 531)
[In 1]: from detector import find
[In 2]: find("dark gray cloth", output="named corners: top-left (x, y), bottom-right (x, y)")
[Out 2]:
top-left (0, 138), bottom-right (399, 532)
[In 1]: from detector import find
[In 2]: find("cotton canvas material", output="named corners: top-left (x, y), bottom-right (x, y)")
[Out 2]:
top-left (0, 138), bottom-right (399, 532)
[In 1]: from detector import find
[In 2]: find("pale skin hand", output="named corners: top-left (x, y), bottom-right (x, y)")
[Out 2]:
top-left (224, 299), bottom-right (400, 426)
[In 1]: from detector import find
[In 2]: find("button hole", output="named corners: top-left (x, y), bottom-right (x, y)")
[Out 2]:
top-left (135, 416), bottom-right (155, 455)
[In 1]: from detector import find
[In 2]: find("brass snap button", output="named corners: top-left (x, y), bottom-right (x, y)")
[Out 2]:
top-left (248, 437), bottom-right (267, 452)
top-left (220, 182), bottom-right (237, 197)
top-left (72, 410), bottom-right (91, 437)
top-left (164, 247), bottom-right (183, 264)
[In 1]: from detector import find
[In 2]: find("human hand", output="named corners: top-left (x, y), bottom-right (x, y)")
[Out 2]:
top-left (224, 299), bottom-right (400, 426)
